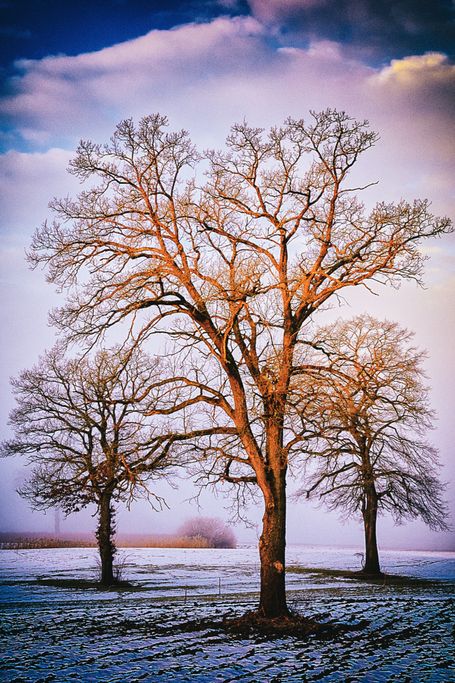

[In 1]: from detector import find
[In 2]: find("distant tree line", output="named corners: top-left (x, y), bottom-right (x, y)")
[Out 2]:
top-left (0, 522), bottom-right (236, 551)
top-left (2, 111), bottom-right (450, 619)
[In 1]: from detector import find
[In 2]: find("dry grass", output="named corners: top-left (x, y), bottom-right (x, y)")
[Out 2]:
top-left (0, 532), bottom-right (214, 550)
top-left (116, 534), bottom-right (212, 548)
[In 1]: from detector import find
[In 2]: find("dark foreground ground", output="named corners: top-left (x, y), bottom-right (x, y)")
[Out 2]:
top-left (1, 584), bottom-right (454, 681)
top-left (0, 547), bottom-right (454, 682)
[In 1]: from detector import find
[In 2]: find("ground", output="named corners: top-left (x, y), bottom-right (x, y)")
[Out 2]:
top-left (0, 546), bottom-right (454, 682)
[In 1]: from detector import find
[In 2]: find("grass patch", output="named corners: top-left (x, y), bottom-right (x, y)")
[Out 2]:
top-left (35, 578), bottom-right (141, 591)
top-left (0, 532), bottom-right (230, 550)
top-left (286, 565), bottom-right (447, 587)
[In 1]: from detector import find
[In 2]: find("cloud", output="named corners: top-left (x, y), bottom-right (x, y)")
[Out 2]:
top-left (374, 52), bottom-right (455, 104)
top-left (361, 52), bottom-right (455, 216)
top-left (1, 17), bottom-right (453, 218)
top-left (0, 17), bottom-right (372, 152)
top-left (0, 17), bottom-right (453, 389)
top-left (371, 52), bottom-right (455, 161)
top-left (0, 16), bottom-right (269, 149)
top-left (247, 0), bottom-right (455, 62)
top-left (0, 148), bottom-right (73, 238)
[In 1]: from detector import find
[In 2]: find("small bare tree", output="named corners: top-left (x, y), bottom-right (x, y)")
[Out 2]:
top-left (178, 517), bottom-right (236, 548)
top-left (29, 111), bottom-right (451, 616)
top-left (293, 315), bottom-right (449, 575)
top-left (2, 345), bottom-right (229, 586)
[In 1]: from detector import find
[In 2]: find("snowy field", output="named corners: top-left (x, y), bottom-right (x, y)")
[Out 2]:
top-left (1, 545), bottom-right (454, 682)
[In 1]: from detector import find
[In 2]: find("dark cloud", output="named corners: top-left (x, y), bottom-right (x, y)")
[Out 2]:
top-left (248, 0), bottom-right (454, 63)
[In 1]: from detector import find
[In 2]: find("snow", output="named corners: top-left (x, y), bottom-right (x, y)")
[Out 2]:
top-left (1, 545), bottom-right (454, 681)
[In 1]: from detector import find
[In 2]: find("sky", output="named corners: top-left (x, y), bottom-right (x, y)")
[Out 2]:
top-left (0, 0), bottom-right (454, 550)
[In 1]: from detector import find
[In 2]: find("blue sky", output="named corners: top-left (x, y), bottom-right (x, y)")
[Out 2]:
top-left (1, 0), bottom-right (453, 70)
top-left (0, 0), bottom-right (454, 548)
top-left (0, 1), bottom-right (249, 70)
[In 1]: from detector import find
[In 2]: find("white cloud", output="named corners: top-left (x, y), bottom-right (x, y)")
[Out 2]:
top-left (1, 18), bottom-right (452, 275)
top-left (360, 51), bottom-right (455, 217)
top-left (1, 17), bottom-right (269, 146)
top-left (375, 51), bottom-right (455, 86)
top-left (1, 20), bottom-right (453, 219)
top-left (0, 148), bottom-right (73, 238)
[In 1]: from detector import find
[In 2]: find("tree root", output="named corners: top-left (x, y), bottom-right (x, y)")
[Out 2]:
top-left (221, 610), bottom-right (331, 638)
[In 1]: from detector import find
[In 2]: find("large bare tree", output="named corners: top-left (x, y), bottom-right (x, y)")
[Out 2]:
top-left (293, 316), bottom-right (449, 575)
top-left (2, 345), bottom-right (228, 586)
top-left (29, 110), bottom-right (451, 616)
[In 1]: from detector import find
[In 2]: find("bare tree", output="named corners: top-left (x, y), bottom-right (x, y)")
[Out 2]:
top-left (2, 345), bottom-right (230, 586)
top-left (293, 315), bottom-right (449, 575)
top-left (178, 517), bottom-right (236, 548)
top-left (29, 110), bottom-right (451, 616)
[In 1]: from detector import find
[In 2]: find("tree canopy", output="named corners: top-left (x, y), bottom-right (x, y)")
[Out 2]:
top-left (293, 315), bottom-right (449, 572)
top-left (5, 346), bottom-right (179, 512)
top-left (3, 344), bottom-right (231, 583)
top-left (28, 109), bottom-right (452, 615)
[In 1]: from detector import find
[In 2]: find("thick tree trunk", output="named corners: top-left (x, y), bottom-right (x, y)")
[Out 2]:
top-left (258, 469), bottom-right (288, 618)
top-left (97, 492), bottom-right (116, 586)
top-left (362, 488), bottom-right (381, 575)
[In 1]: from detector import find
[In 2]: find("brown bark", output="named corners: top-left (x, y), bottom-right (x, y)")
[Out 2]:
top-left (258, 469), bottom-right (288, 618)
top-left (362, 486), bottom-right (381, 575)
top-left (97, 491), bottom-right (116, 586)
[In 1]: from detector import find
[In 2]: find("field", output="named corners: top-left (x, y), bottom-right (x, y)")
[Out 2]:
top-left (1, 545), bottom-right (454, 682)
top-left (0, 532), bottom-right (216, 550)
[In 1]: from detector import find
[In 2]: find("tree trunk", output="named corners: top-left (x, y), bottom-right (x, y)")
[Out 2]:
top-left (258, 469), bottom-right (288, 618)
top-left (97, 492), bottom-right (116, 586)
top-left (362, 487), bottom-right (381, 575)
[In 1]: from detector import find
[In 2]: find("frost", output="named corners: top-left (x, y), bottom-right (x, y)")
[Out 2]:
top-left (1, 545), bottom-right (454, 681)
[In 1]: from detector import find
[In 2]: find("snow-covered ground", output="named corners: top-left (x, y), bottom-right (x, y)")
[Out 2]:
top-left (1, 545), bottom-right (454, 681)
